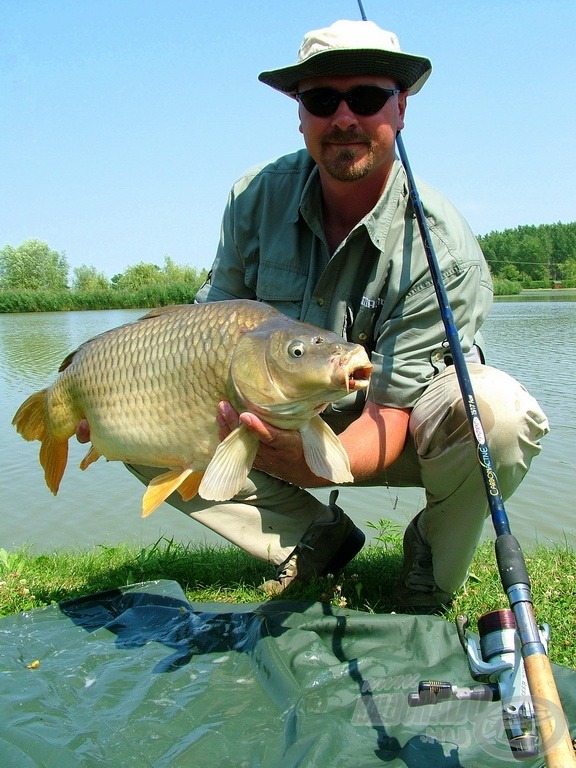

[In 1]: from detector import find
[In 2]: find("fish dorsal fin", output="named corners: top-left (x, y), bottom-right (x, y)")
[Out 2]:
top-left (79, 445), bottom-right (102, 470)
top-left (177, 470), bottom-right (204, 502)
top-left (141, 468), bottom-right (194, 517)
top-left (138, 305), bottom-right (189, 320)
top-left (299, 416), bottom-right (354, 484)
top-left (199, 424), bottom-right (259, 502)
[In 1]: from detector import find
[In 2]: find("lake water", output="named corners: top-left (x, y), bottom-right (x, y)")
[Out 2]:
top-left (1, 297), bottom-right (575, 554)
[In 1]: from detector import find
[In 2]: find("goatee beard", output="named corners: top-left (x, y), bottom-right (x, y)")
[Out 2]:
top-left (321, 129), bottom-right (374, 182)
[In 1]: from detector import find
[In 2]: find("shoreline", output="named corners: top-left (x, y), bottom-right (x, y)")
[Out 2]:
top-left (495, 287), bottom-right (576, 299)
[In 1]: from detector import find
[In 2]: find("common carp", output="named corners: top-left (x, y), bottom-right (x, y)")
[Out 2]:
top-left (13, 300), bottom-right (372, 517)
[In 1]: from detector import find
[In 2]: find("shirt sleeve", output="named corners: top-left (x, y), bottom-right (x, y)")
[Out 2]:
top-left (195, 185), bottom-right (258, 304)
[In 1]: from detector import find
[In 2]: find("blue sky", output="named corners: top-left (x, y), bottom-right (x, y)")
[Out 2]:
top-left (1, 0), bottom-right (574, 278)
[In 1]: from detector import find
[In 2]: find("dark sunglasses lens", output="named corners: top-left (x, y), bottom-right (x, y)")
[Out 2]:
top-left (298, 89), bottom-right (339, 117)
top-left (347, 87), bottom-right (391, 115)
top-left (298, 87), bottom-right (393, 117)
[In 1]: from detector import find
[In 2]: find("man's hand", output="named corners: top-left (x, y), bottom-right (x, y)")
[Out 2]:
top-left (216, 401), bottom-right (328, 488)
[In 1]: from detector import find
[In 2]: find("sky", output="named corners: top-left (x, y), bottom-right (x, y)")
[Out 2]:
top-left (1, 0), bottom-right (574, 279)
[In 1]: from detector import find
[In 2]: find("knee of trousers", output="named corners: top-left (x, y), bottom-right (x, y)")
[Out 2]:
top-left (410, 364), bottom-right (549, 499)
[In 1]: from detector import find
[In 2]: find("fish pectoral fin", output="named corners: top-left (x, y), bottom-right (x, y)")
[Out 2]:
top-left (199, 424), bottom-right (259, 502)
top-left (79, 445), bottom-right (102, 470)
top-left (141, 468), bottom-right (194, 518)
top-left (177, 470), bottom-right (204, 502)
top-left (300, 416), bottom-right (354, 484)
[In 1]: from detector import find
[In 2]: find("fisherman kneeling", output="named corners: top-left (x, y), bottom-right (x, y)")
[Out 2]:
top-left (79, 19), bottom-right (548, 612)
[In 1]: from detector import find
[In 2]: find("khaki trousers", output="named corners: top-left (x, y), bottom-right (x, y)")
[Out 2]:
top-left (127, 364), bottom-right (548, 594)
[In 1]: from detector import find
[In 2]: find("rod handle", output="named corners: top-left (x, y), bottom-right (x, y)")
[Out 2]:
top-left (523, 652), bottom-right (576, 766)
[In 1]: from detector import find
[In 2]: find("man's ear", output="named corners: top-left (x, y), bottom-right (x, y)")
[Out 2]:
top-left (297, 102), bottom-right (304, 134)
top-left (397, 92), bottom-right (408, 131)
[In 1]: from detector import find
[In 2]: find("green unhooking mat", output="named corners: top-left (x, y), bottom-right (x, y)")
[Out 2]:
top-left (0, 580), bottom-right (574, 767)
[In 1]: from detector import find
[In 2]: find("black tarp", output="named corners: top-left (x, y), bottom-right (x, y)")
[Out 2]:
top-left (1, 580), bottom-right (574, 766)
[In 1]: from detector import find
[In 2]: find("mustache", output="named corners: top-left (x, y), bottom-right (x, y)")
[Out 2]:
top-left (322, 128), bottom-right (371, 144)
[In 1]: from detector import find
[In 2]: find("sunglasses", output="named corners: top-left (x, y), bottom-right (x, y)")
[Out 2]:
top-left (296, 86), bottom-right (400, 117)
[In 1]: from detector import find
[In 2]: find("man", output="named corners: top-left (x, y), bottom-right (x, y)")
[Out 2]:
top-left (81, 20), bottom-right (548, 611)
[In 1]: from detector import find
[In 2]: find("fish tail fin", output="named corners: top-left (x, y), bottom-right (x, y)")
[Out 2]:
top-left (12, 389), bottom-right (49, 442)
top-left (13, 389), bottom-right (70, 495)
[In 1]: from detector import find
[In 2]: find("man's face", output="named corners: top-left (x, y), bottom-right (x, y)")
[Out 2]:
top-left (296, 75), bottom-right (407, 184)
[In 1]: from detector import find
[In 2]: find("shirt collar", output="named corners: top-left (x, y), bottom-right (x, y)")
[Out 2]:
top-left (298, 159), bottom-right (406, 249)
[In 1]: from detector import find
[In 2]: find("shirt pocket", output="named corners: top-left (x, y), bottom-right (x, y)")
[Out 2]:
top-left (249, 261), bottom-right (310, 318)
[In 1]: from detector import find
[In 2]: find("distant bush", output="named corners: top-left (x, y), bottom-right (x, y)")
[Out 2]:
top-left (0, 289), bottom-right (72, 313)
top-left (492, 278), bottom-right (523, 296)
top-left (523, 279), bottom-right (551, 290)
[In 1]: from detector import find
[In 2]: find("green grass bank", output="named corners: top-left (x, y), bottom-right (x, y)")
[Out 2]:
top-left (2, 535), bottom-right (575, 669)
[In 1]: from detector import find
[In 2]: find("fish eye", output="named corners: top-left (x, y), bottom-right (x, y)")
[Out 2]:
top-left (288, 340), bottom-right (306, 358)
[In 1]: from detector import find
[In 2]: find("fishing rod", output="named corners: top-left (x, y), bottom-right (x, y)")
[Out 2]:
top-left (396, 131), bottom-right (575, 767)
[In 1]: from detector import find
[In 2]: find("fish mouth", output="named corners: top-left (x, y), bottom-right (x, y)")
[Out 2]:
top-left (347, 363), bottom-right (373, 392)
top-left (342, 349), bottom-right (373, 393)
top-left (327, 346), bottom-right (372, 394)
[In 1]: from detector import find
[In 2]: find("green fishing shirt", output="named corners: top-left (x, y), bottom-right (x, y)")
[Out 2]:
top-left (196, 149), bottom-right (492, 411)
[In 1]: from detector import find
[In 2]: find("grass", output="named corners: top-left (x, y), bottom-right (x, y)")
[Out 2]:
top-left (1, 531), bottom-right (575, 668)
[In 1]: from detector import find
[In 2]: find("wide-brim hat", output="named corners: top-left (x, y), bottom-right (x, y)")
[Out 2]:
top-left (259, 20), bottom-right (432, 96)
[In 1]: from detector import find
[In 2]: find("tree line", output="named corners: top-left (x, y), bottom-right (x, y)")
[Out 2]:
top-left (1, 222), bottom-right (575, 312)
top-left (477, 220), bottom-right (576, 289)
top-left (0, 239), bottom-right (208, 312)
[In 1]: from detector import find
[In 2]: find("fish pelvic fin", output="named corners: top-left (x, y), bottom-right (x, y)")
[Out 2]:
top-left (12, 389), bottom-right (69, 495)
top-left (177, 470), bottom-right (204, 502)
top-left (300, 416), bottom-right (354, 484)
top-left (199, 424), bottom-right (259, 502)
top-left (141, 468), bottom-right (194, 518)
top-left (79, 445), bottom-right (102, 470)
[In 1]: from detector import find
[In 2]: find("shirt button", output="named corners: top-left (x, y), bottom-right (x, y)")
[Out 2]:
top-left (316, 297), bottom-right (325, 306)
top-left (358, 333), bottom-right (368, 341)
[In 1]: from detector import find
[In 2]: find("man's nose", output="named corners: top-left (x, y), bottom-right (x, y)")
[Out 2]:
top-left (330, 99), bottom-right (359, 130)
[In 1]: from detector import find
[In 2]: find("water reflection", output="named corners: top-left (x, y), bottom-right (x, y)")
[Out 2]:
top-left (0, 310), bottom-right (145, 390)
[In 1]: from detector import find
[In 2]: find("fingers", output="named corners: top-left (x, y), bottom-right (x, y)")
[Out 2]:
top-left (217, 401), bottom-right (240, 440)
top-left (239, 412), bottom-right (277, 443)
